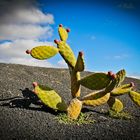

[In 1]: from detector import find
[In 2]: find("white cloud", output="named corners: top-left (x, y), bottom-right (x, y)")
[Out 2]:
top-left (1, 8), bottom-right (54, 25)
top-left (129, 75), bottom-right (140, 79)
top-left (57, 59), bottom-right (67, 68)
top-left (128, 73), bottom-right (140, 80)
top-left (0, 39), bottom-right (55, 59)
top-left (0, 0), bottom-right (54, 25)
top-left (0, 24), bottom-right (53, 40)
top-left (113, 54), bottom-right (129, 59)
top-left (105, 54), bottom-right (129, 60)
top-left (0, 39), bottom-right (55, 67)
top-left (0, 0), bottom-right (56, 67)
top-left (0, 57), bottom-right (54, 68)
top-left (0, 0), bottom-right (54, 40)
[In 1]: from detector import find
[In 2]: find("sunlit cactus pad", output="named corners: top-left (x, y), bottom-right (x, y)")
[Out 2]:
top-left (79, 73), bottom-right (112, 90)
top-left (58, 25), bottom-right (68, 41)
top-left (129, 91), bottom-right (140, 106)
top-left (33, 82), bottom-right (67, 111)
top-left (67, 98), bottom-right (82, 120)
top-left (82, 92), bottom-right (110, 107)
top-left (57, 41), bottom-right (76, 68)
top-left (107, 97), bottom-right (123, 113)
top-left (30, 46), bottom-right (58, 60)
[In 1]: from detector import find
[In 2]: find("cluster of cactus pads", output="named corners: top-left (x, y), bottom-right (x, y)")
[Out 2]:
top-left (26, 24), bottom-right (140, 120)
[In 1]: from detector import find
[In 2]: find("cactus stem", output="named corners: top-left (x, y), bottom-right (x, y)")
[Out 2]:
top-left (59, 24), bottom-right (63, 27)
top-left (66, 28), bottom-right (70, 32)
top-left (33, 82), bottom-right (38, 87)
top-left (26, 50), bottom-right (31, 54)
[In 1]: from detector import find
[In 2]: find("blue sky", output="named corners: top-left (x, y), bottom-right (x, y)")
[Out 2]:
top-left (40, 0), bottom-right (140, 76)
top-left (0, 0), bottom-right (140, 78)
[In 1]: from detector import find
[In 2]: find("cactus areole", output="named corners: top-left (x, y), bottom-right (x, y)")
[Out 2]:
top-left (26, 24), bottom-right (140, 120)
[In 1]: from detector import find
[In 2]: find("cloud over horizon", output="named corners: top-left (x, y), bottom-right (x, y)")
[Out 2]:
top-left (0, 0), bottom-right (57, 68)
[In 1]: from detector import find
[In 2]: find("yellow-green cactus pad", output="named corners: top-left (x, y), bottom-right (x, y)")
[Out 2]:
top-left (34, 84), bottom-right (67, 111)
top-left (71, 71), bottom-right (81, 98)
top-left (111, 86), bottom-right (132, 96)
top-left (79, 73), bottom-right (111, 90)
top-left (57, 41), bottom-right (76, 68)
top-left (67, 98), bottom-right (82, 120)
top-left (107, 97), bottom-right (123, 113)
top-left (115, 69), bottom-right (126, 87)
top-left (58, 26), bottom-right (68, 41)
top-left (30, 46), bottom-right (58, 60)
top-left (129, 91), bottom-right (140, 106)
top-left (74, 52), bottom-right (85, 72)
top-left (118, 83), bottom-right (133, 89)
top-left (82, 92), bottom-right (110, 107)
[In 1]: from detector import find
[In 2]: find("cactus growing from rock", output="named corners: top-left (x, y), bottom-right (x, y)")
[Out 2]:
top-left (26, 24), bottom-right (140, 120)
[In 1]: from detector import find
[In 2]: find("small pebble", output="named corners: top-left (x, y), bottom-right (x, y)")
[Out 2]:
top-left (99, 116), bottom-right (108, 121)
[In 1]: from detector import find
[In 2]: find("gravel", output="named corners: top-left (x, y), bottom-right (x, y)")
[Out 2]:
top-left (0, 63), bottom-right (140, 140)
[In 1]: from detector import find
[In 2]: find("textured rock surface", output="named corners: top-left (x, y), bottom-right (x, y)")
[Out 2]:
top-left (0, 63), bottom-right (140, 139)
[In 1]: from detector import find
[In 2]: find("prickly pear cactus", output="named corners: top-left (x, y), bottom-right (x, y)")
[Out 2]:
top-left (56, 41), bottom-right (76, 68)
top-left (28, 46), bottom-right (58, 60)
top-left (79, 73), bottom-right (112, 90)
top-left (111, 83), bottom-right (133, 96)
top-left (67, 98), bottom-right (82, 120)
top-left (26, 24), bottom-right (140, 121)
top-left (82, 91), bottom-right (110, 107)
top-left (115, 69), bottom-right (126, 87)
top-left (74, 52), bottom-right (85, 72)
top-left (58, 24), bottom-right (68, 41)
top-left (129, 91), bottom-right (140, 106)
top-left (107, 97), bottom-right (123, 113)
top-left (32, 82), bottom-right (67, 111)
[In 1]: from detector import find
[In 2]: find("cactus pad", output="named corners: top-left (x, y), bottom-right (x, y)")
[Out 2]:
top-left (57, 41), bottom-right (76, 68)
top-left (82, 92), bottom-right (110, 107)
top-left (58, 26), bottom-right (68, 41)
top-left (111, 86), bottom-right (133, 96)
top-left (115, 69), bottom-right (126, 87)
top-left (118, 83), bottom-right (134, 89)
top-left (129, 91), bottom-right (140, 106)
top-left (74, 52), bottom-right (85, 72)
top-left (67, 98), bottom-right (82, 120)
top-left (33, 84), bottom-right (67, 111)
top-left (79, 73), bottom-right (111, 90)
top-left (107, 97), bottom-right (123, 113)
top-left (30, 46), bottom-right (58, 60)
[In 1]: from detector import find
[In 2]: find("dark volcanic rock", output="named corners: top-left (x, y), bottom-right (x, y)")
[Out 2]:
top-left (0, 63), bottom-right (140, 140)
